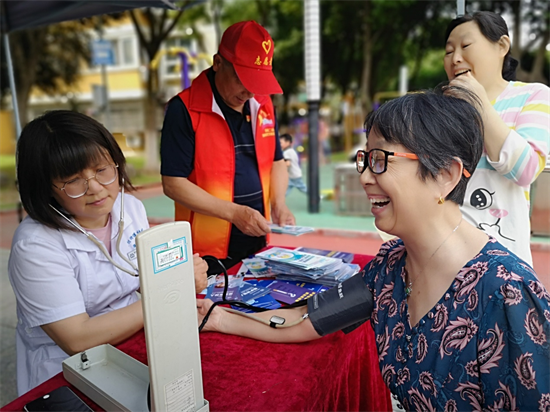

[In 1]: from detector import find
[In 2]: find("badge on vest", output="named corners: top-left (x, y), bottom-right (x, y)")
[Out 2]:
top-left (258, 109), bottom-right (275, 138)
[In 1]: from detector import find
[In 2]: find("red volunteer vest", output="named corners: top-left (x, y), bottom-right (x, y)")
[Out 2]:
top-left (175, 70), bottom-right (276, 258)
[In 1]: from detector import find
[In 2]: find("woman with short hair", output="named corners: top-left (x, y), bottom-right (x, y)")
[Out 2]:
top-left (197, 88), bottom-right (550, 411)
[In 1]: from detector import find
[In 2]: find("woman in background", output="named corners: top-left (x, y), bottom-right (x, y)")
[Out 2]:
top-left (9, 111), bottom-right (208, 395)
top-left (444, 11), bottom-right (550, 265)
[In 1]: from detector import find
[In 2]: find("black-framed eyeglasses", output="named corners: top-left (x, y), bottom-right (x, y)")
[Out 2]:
top-left (53, 164), bottom-right (119, 198)
top-left (355, 149), bottom-right (419, 175)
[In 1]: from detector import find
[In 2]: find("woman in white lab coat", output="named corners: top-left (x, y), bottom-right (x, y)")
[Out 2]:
top-left (9, 110), bottom-right (208, 395)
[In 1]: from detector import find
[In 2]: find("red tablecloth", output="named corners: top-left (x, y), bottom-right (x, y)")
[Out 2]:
top-left (2, 251), bottom-right (392, 412)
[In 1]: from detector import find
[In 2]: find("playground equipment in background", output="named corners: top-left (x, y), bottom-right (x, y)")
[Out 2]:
top-left (151, 47), bottom-right (213, 90)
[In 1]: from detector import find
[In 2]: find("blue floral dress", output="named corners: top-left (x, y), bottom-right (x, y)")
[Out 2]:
top-left (364, 236), bottom-right (550, 411)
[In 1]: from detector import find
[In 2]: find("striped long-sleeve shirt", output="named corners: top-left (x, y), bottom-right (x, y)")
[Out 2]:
top-left (461, 81), bottom-right (550, 266)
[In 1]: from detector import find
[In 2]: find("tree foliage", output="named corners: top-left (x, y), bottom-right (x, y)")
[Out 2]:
top-left (446, 0), bottom-right (549, 83)
top-left (220, 0), bottom-right (457, 112)
top-left (1, 0), bottom-right (547, 138)
top-left (129, 1), bottom-right (197, 171)
top-left (0, 22), bottom-right (91, 125)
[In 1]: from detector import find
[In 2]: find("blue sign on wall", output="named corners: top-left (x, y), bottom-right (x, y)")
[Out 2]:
top-left (92, 40), bottom-right (115, 66)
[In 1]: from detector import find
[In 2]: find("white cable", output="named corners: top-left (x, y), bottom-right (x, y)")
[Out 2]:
top-left (115, 182), bottom-right (138, 272)
top-left (221, 307), bottom-right (308, 328)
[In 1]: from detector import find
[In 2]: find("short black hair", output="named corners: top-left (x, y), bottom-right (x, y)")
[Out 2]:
top-left (445, 11), bottom-right (518, 81)
top-left (364, 86), bottom-right (484, 205)
top-left (280, 133), bottom-right (293, 144)
top-left (17, 110), bottom-right (133, 230)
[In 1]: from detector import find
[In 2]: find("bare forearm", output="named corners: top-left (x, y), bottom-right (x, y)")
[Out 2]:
top-left (447, 73), bottom-right (510, 162)
top-left (480, 101), bottom-right (511, 162)
top-left (270, 159), bottom-right (289, 207)
top-left (78, 301), bottom-right (143, 350)
top-left (219, 306), bottom-right (320, 343)
top-left (269, 160), bottom-right (296, 225)
top-left (162, 176), bottom-right (237, 222)
top-left (42, 301), bottom-right (144, 355)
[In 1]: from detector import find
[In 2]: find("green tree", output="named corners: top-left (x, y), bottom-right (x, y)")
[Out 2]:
top-left (219, 1), bottom-right (458, 113)
top-left (130, 5), bottom-right (191, 171)
top-left (0, 22), bottom-right (91, 126)
top-left (466, 0), bottom-right (549, 84)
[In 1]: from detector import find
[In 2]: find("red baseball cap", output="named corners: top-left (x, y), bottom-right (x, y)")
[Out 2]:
top-left (218, 21), bottom-right (283, 95)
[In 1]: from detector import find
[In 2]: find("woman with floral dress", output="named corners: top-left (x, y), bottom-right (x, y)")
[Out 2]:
top-left (197, 88), bottom-right (550, 411)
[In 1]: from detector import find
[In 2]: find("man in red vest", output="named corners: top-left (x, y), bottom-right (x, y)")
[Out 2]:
top-left (160, 20), bottom-right (295, 272)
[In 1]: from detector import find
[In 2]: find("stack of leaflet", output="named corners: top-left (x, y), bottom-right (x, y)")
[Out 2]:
top-left (268, 224), bottom-right (315, 236)
top-left (205, 281), bottom-right (272, 303)
top-left (204, 275), bottom-right (282, 314)
top-left (236, 258), bottom-right (273, 278)
top-left (232, 279), bottom-right (331, 314)
top-left (255, 247), bottom-right (360, 287)
top-left (294, 247), bottom-right (355, 264)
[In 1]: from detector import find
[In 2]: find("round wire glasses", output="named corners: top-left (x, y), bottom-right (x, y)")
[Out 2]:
top-left (53, 164), bottom-right (119, 198)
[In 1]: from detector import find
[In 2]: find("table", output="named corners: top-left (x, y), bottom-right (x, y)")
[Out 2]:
top-left (2, 251), bottom-right (392, 412)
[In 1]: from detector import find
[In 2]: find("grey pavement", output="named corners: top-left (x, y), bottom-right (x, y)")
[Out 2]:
top-left (0, 248), bottom-right (17, 407)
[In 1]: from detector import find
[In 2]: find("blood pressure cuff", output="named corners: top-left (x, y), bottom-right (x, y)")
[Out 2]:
top-left (307, 272), bottom-right (374, 336)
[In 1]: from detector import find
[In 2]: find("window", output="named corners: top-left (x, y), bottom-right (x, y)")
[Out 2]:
top-left (121, 38), bottom-right (135, 66)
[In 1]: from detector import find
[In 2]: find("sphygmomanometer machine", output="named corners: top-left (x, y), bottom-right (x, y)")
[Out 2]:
top-left (62, 221), bottom-right (208, 412)
top-left (61, 221), bottom-right (374, 411)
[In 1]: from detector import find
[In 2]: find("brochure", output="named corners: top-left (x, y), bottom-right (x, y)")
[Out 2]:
top-left (231, 294), bottom-right (282, 313)
top-left (205, 276), bottom-right (271, 302)
top-left (205, 283), bottom-right (241, 302)
top-left (259, 279), bottom-right (316, 305)
top-left (282, 280), bottom-right (330, 294)
top-left (256, 247), bottom-right (342, 272)
top-left (237, 258), bottom-right (273, 278)
top-left (268, 224), bottom-right (315, 236)
top-left (205, 280), bottom-right (270, 303)
top-left (294, 247), bottom-right (355, 264)
top-left (239, 282), bottom-right (272, 302)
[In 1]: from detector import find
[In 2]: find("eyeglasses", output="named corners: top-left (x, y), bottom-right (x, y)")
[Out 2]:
top-left (53, 164), bottom-right (119, 198)
top-left (355, 149), bottom-right (418, 175)
top-left (356, 149), bottom-right (472, 178)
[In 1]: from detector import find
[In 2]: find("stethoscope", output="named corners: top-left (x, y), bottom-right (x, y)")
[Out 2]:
top-left (49, 181), bottom-right (139, 277)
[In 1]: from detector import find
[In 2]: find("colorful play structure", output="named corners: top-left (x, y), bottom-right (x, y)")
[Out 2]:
top-left (151, 47), bottom-right (212, 90)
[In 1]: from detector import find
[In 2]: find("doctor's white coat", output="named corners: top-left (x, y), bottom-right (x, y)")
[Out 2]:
top-left (8, 193), bottom-right (148, 395)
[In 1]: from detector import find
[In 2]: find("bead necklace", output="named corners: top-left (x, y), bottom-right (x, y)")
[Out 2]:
top-left (404, 217), bottom-right (463, 298)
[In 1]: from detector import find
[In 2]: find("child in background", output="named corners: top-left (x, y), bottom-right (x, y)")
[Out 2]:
top-left (279, 133), bottom-right (307, 196)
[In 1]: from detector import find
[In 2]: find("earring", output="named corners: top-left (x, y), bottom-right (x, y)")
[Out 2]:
top-left (438, 196), bottom-right (445, 205)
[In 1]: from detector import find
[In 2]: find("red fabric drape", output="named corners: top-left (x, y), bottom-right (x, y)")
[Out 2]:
top-left (2, 250), bottom-right (392, 412)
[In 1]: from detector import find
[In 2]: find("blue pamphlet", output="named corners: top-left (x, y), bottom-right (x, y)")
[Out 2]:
top-left (283, 280), bottom-right (330, 294)
top-left (259, 280), bottom-right (316, 305)
top-left (239, 282), bottom-right (272, 302)
top-left (294, 247), bottom-right (355, 263)
top-left (206, 281), bottom-right (270, 303)
top-left (205, 283), bottom-right (241, 302)
top-left (231, 294), bottom-right (282, 313)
